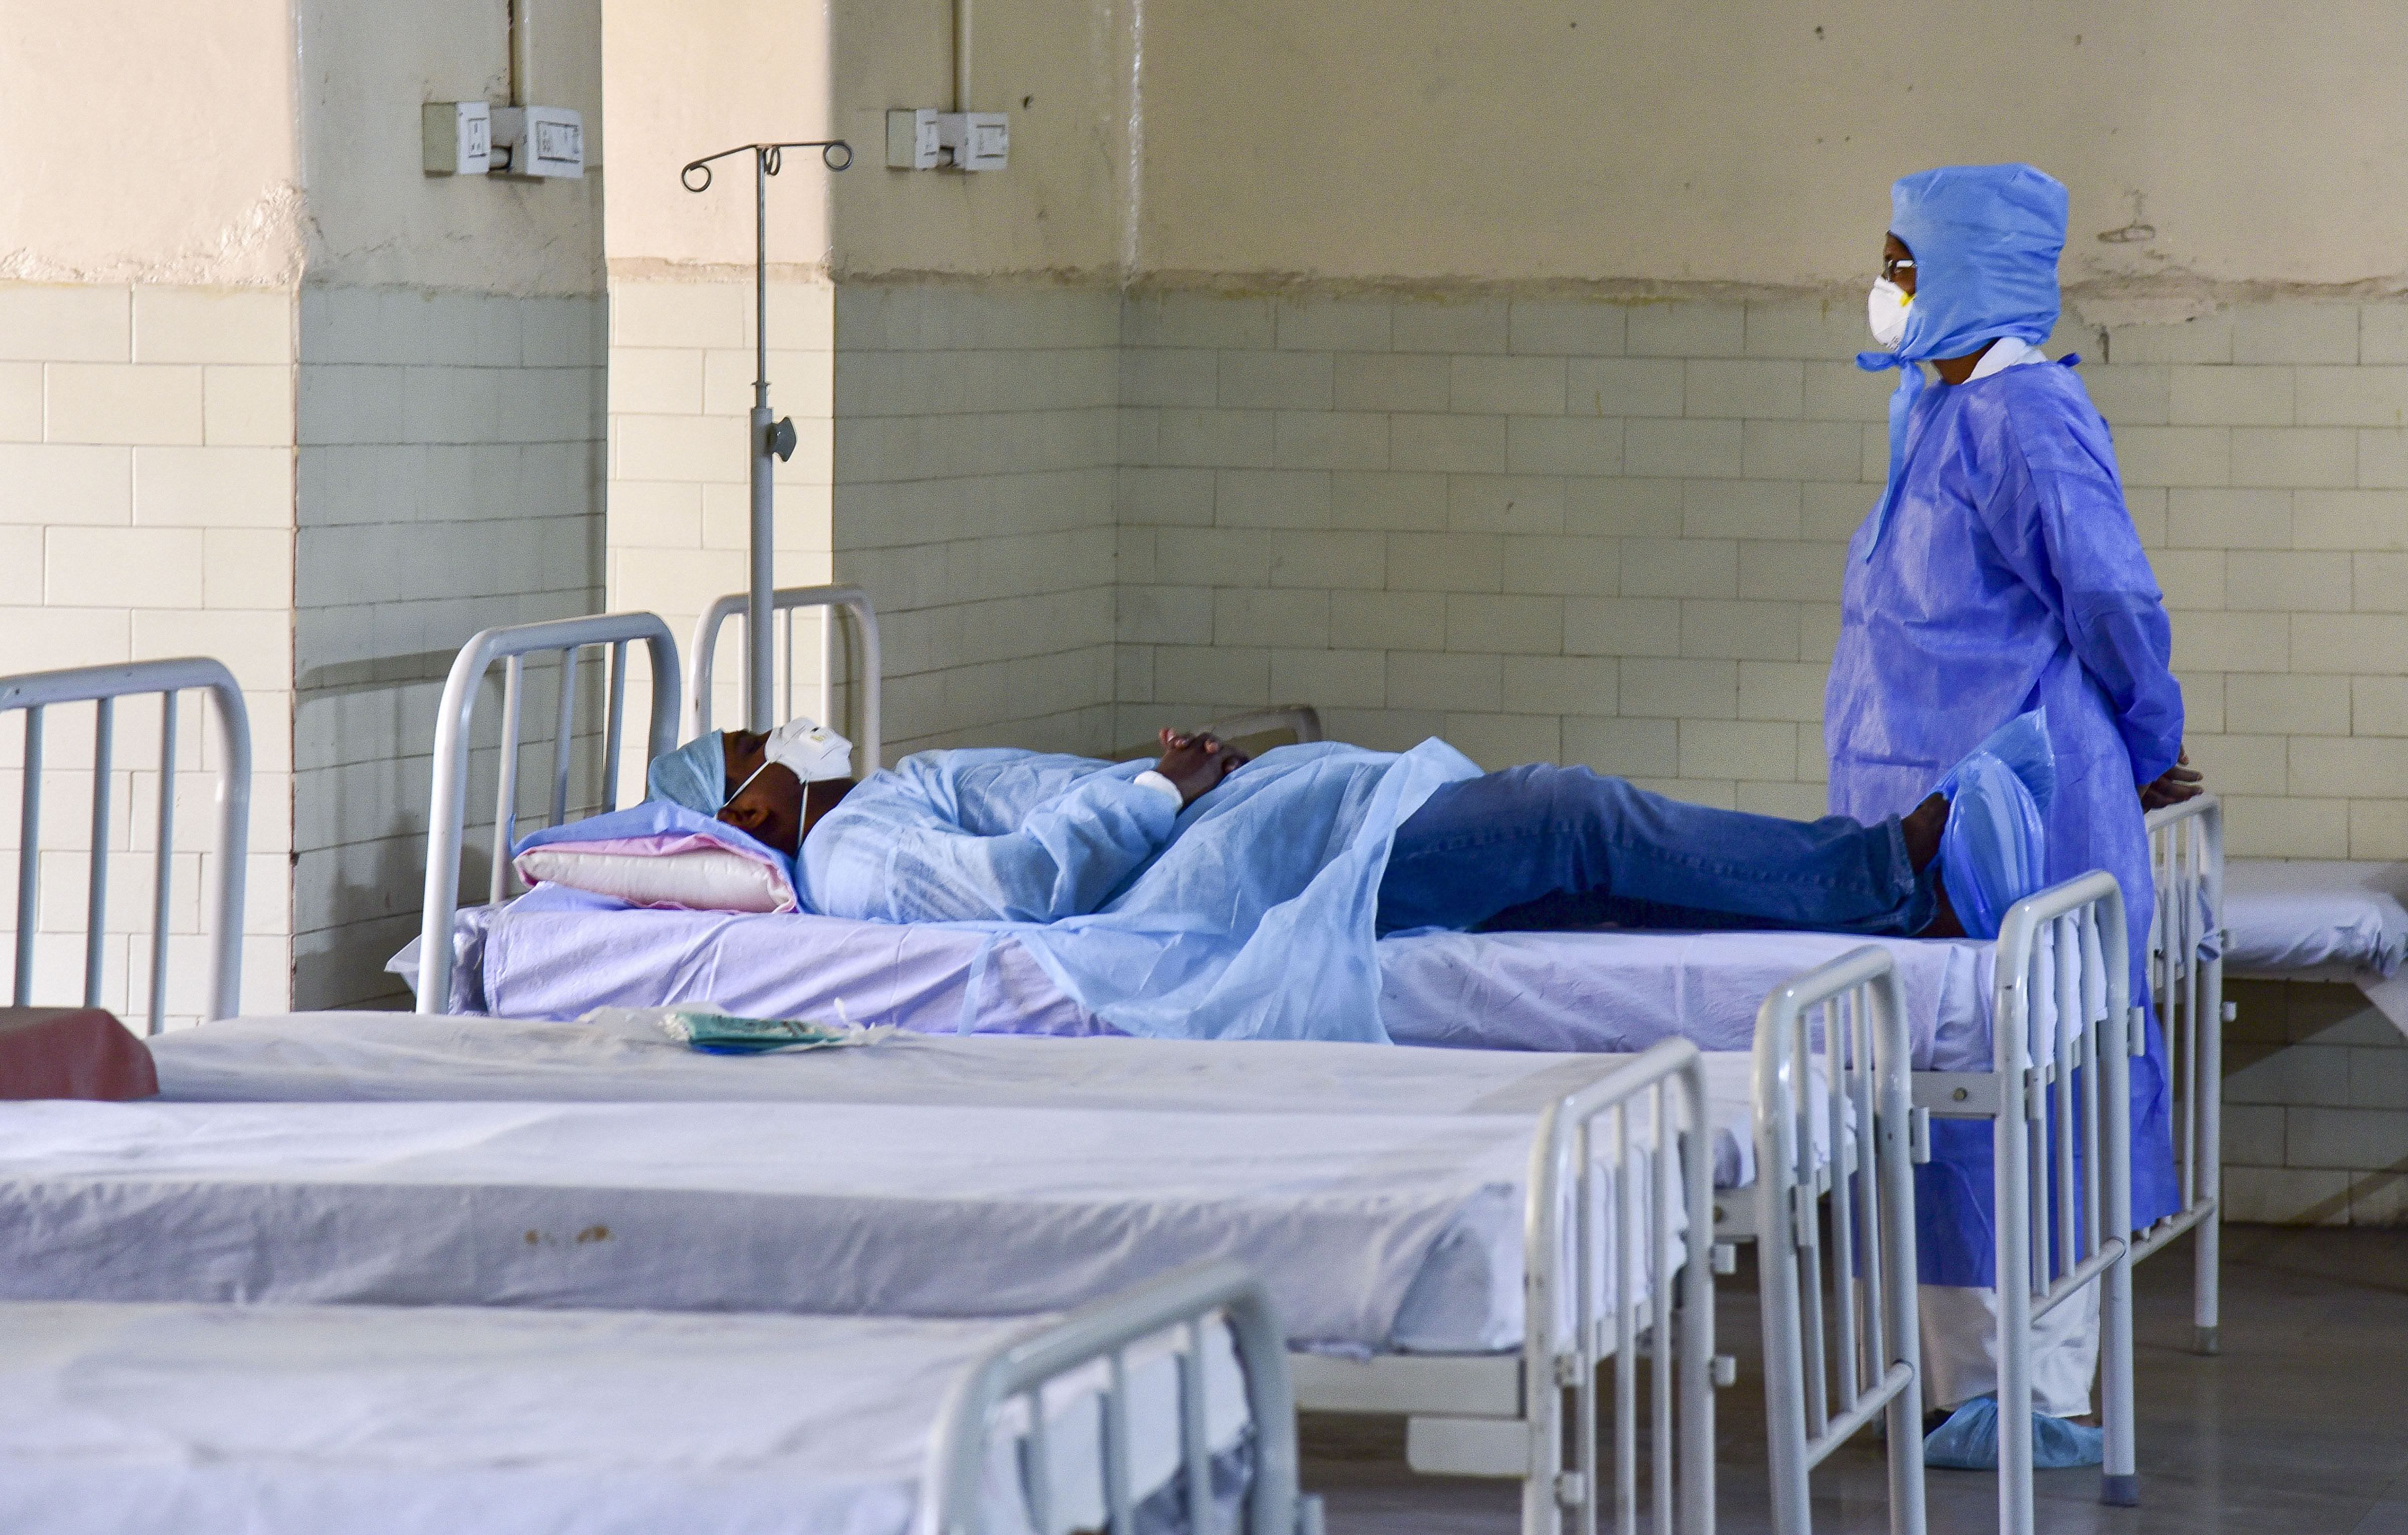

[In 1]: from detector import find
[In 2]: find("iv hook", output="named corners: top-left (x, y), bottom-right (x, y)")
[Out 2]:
top-left (681, 139), bottom-right (853, 193)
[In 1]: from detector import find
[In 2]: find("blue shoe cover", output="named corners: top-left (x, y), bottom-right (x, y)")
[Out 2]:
top-left (1932, 711), bottom-right (2055, 939)
top-left (1922, 1395), bottom-right (2104, 1469)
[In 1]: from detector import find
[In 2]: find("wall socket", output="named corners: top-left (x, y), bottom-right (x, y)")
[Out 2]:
top-left (885, 108), bottom-right (1008, 172)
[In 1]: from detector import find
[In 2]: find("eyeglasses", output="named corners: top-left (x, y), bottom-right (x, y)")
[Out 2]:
top-left (1882, 256), bottom-right (1916, 283)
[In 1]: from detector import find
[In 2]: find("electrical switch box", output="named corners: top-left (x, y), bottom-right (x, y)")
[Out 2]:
top-left (491, 106), bottom-right (585, 179)
top-left (886, 109), bottom-right (942, 170)
top-left (886, 109), bottom-right (1007, 171)
top-left (937, 112), bottom-right (1009, 172)
top-left (422, 101), bottom-right (493, 176)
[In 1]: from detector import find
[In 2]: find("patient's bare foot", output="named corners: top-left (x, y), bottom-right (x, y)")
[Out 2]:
top-left (1902, 792), bottom-right (1947, 872)
top-left (1920, 877), bottom-right (1967, 939)
top-left (1903, 793), bottom-right (1964, 937)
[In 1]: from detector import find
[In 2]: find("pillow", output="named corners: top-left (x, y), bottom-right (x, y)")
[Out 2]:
top-left (515, 836), bottom-right (798, 914)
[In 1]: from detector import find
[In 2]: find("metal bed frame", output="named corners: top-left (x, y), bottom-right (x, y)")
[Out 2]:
top-left (1908, 872), bottom-right (2137, 1532)
top-left (689, 583), bottom-right (884, 772)
top-left (416, 613), bottom-right (682, 1016)
top-left (2140, 795), bottom-right (2224, 1355)
top-left (2, 659), bottom-right (251, 1030)
top-left (1289, 1038), bottom-right (1716, 1535)
top-left (925, 1259), bottom-right (1320, 1535)
top-left (1753, 946), bottom-right (1927, 1535)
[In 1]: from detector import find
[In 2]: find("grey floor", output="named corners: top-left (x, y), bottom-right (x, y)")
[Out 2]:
top-left (1300, 1227), bottom-right (2408, 1533)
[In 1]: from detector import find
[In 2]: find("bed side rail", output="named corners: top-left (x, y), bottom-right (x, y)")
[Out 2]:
top-left (1991, 870), bottom-right (2137, 1520)
top-left (2, 658), bottom-right (251, 1030)
top-left (1522, 1037), bottom-right (1715, 1535)
top-left (1753, 946), bottom-right (1926, 1535)
top-left (417, 613), bottom-right (681, 1016)
top-left (2141, 794), bottom-right (2224, 1352)
top-left (921, 1258), bottom-right (1314, 1535)
top-left (688, 583), bottom-right (882, 772)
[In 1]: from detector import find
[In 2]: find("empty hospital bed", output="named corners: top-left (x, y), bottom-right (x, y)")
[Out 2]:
top-left (0, 1259), bottom-right (1307, 1535)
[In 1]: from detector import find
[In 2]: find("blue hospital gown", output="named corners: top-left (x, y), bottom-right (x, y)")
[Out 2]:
top-left (1825, 357), bottom-right (2184, 1287)
top-left (801, 740), bottom-right (1478, 1042)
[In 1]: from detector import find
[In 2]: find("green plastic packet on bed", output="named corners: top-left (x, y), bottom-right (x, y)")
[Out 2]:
top-left (584, 1003), bottom-right (896, 1055)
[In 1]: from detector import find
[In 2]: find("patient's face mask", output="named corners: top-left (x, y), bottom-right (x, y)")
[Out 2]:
top-left (765, 718), bottom-right (852, 783)
top-left (1867, 278), bottom-right (1912, 350)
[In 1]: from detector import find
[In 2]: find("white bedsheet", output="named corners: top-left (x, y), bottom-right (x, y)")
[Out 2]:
top-left (1376, 927), bottom-right (2002, 1070)
top-left (0, 1098), bottom-right (1541, 1352)
top-left (0, 1300), bottom-right (1247, 1535)
top-left (2223, 859), bottom-right (2408, 978)
top-left (437, 900), bottom-right (2010, 1070)
top-left (151, 1015), bottom-right (1761, 1187)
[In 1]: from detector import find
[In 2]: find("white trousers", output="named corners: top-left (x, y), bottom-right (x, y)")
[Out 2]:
top-left (1918, 1282), bottom-right (2100, 1418)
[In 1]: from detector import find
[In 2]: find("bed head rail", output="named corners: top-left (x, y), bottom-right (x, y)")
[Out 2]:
top-left (1753, 946), bottom-right (1926, 1535)
top-left (921, 1258), bottom-right (1315, 1535)
top-left (1199, 707), bottom-right (1324, 749)
top-left (418, 613), bottom-right (681, 1016)
top-left (2140, 794), bottom-right (2224, 1351)
top-left (1, 658), bottom-right (251, 1031)
top-left (1990, 870), bottom-right (2137, 1521)
top-left (688, 584), bottom-right (882, 772)
top-left (1521, 1037), bottom-right (1715, 1535)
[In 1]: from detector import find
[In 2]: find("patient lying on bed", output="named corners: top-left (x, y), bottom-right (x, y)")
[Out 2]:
top-left (650, 716), bottom-right (2053, 946)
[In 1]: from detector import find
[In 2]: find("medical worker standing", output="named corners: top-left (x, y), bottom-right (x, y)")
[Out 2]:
top-left (1825, 164), bottom-right (2203, 1464)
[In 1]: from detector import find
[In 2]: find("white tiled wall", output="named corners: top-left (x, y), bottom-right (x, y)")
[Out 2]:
top-left (606, 277), bottom-right (835, 761)
top-left (832, 283), bottom-right (1121, 757)
top-left (1116, 294), bottom-right (2408, 862)
top-left (0, 282), bottom-right (295, 1027)
top-left (293, 286), bottom-right (606, 1008)
top-left (2223, 980), bottom-right (2408, 1225)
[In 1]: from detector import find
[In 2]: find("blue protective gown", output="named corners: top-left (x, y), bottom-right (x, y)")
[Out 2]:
top-left (801, 740), bottom-right (1478, 1042)
top-left (1825, 358), bottom-right (2184, 1285)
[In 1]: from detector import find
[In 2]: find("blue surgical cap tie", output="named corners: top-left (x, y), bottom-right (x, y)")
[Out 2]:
top-left (1856, 163), bottom-right (2069, 554)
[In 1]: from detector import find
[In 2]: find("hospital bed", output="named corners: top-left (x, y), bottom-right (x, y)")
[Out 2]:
top-left (0, 1259), bottom-right (1308, 1535)
top-left (2217, 855), bottom-right (2408, 1037)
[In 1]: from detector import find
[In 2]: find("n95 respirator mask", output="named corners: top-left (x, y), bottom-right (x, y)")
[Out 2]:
top-left (1867, 278), bottom-right (1912, 350)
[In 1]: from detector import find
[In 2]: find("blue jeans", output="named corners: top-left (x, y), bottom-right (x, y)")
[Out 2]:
top-left (1375, 764), bottom-right (1936, 936)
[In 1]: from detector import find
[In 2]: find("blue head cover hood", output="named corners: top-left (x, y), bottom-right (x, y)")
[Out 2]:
top-left (1857, 163), bottom-right (2068, 550)
top-left (646, 733), bottom-right (728, 816)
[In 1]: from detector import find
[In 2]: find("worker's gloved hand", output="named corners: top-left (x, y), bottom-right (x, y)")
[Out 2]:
top-left (1155, 729), bottom-right (1249, 807)
top-left (2139, 748), bottom-right (2204, 811)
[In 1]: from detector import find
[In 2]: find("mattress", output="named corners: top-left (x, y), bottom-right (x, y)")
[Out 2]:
top-left (425, 899), bottom-right (2014, 1072)
top-left (2223, 859), bottom-right (2408, 979)
top-left (0, 1299), bottom-right (1248, 1535)
top-left (151, 1015), bottom-right (1761, 1187)
top-left (0, 1098), bottom-right (1564, 1354)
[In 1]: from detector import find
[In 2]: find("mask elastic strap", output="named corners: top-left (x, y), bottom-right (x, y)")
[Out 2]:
top-left (722, 757), bottom-right (774, 810)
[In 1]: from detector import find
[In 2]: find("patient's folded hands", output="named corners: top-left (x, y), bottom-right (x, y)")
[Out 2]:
top-left (1154, 729), bottom-right (1249, 807)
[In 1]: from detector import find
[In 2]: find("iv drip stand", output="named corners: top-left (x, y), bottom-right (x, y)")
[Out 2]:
top-left (680, 137), bottom-right (854, 732)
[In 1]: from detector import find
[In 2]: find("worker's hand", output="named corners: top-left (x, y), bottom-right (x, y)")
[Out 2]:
top-left (2139, 749), bottom-right (2205, 811)
top-left (1156, 729), bottom-right (1249, 807)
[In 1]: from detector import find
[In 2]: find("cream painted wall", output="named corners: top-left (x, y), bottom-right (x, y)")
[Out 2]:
top-left (601, 0), bottom-right (833, 273)
top-left (1134, 1), bottom-right (2408, 293)
top-left (825, 0), bottom-right (1130, 278)
top-left (297, 0), bottom-right (604, 294)
top-left (0, 2), bottom-right (298, 283)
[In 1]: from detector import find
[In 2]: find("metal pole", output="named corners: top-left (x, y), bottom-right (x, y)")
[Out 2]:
top-left (747, 147), bottom-right (775, 733)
